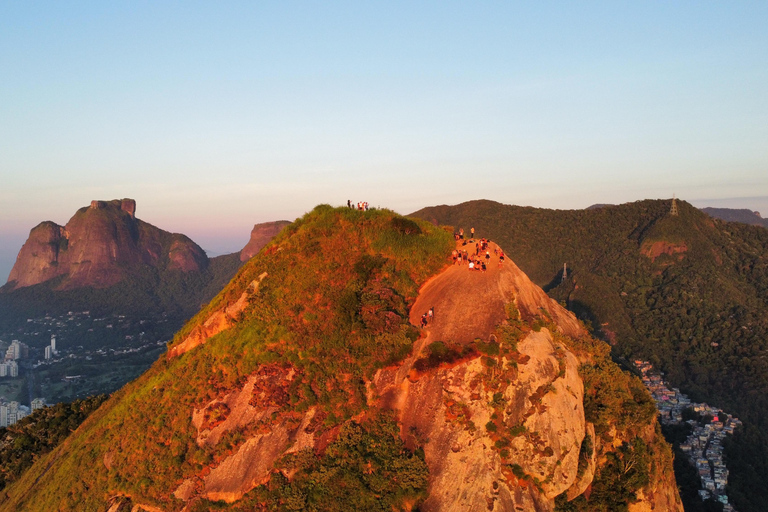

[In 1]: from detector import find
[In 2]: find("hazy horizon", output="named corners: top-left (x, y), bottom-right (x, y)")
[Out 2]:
top-left (2, 3), bottom-right (766, 282)
top-left (3, 194), bottom-right (768, 283)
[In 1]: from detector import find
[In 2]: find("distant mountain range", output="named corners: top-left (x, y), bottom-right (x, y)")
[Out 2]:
top-left (6, 199), bottom-right (209, 291)
top-left (700, 207), bottom-right (768, 228)
top-left (2, 197), bottom-right (767, 510)
top-left (591, 203), bottom-right (768, 229)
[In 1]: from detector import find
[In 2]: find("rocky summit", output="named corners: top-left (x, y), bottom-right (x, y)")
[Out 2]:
top-left (0, 206), bottom-right (681, 511)
top-left (240, 220), bottom-right (292, 262)
top-left (6, 199), bottom-right (208, 290)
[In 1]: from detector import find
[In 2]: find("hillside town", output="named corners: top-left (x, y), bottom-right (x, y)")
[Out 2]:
top-left (635, 360), bottom-right (741, 511)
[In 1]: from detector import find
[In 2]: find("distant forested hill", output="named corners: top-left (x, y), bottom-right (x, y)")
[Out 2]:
top-left (413, 199), bottom-right (768, 512)
top-left (701, 207), bottom-right (768, 228)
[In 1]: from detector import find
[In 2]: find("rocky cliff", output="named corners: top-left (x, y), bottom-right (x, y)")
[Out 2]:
top-left (239, 221), bottom-right (291, 262)
top-left (6, 199), bottom-right (208, 290)
top-left (0, 206), bottom-right (681, 512)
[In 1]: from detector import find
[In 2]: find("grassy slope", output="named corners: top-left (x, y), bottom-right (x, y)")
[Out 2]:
top-left (0, 206), bottom-right (453, 511)
top-left (413, 198), bottom-right (768, 511)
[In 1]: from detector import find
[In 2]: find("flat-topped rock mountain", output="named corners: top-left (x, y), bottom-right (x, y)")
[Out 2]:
top-left (6, 199), bottom-right (208, 290)
top-left (239, 220), bottom-right (291, 262)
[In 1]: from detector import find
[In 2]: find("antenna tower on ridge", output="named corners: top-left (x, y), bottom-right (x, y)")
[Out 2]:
top-left (670, 194), bottom-right (679, 216)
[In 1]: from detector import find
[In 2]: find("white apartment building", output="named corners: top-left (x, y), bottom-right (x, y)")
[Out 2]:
top-left (0, 401), bottom-right (29, 427)
top-left (0, 360), bottom-right (19, 378)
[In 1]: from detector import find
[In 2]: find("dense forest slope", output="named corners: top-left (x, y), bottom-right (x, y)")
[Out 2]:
top-left (0, 396), bottom-right (108, 492)
top-left (413, 198), bottom-right (768, 511)
top-left (0, 206), bottom-right (678, 511)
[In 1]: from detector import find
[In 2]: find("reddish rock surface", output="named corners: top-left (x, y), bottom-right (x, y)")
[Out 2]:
top-left (239, 221), bottom-right (290, 262)
top-left (6, 199), bottom-right (209, 290)
top-left (641, 240), bottom-right (688, 262)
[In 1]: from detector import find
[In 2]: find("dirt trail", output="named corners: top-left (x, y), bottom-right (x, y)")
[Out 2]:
top-left (409, 240), bottom-right (584, 346)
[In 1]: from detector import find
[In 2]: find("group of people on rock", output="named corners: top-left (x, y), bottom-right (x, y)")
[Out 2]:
top-left (420, 306), bottom-right (435, 328)
top-left (453, 227), bottom-right (476, 241)
top-left (347, 200), bottom-right (369, 211)
top-left (451, 236), bottom-right (505, 270)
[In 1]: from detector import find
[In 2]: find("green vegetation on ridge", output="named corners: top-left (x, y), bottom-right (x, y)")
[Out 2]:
top-left (0, 395), bottom-right (108, 492)
top-left (0, 206), bottom-right (452, 511)
top-left (413, 198), bottom-right (768, 511)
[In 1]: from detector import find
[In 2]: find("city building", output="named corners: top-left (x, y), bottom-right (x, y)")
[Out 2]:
top-left (0, 401), bottom-right (29, 427)
top-left (0, 360), bottom-right (19, 378)
top-left (31, 398), bottom-right (46, 411)
top-left (634, 360), bottom-right (740, 510)
top-left (5, 340), bottom-right (29, 361)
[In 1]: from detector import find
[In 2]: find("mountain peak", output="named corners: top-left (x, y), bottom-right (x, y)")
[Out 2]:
top-left (6, 198), bottom-right (208, 290)
top-left (89, 198), bottom-right (136, 218)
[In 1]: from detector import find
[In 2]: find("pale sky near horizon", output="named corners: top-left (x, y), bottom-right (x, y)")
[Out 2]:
top-left (2, 2), bottom-right (767, 281)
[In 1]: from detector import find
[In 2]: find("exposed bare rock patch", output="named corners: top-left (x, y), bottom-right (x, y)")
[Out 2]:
top-left (168, 272), bottom-right (268, 358)
top-left (375, 326), bottom-right (586, 512)
top-left (566, 422), bottom-right (596, 501)
top-left (409, 242), bottom-right (584, 345)
top-left (641, 240), bottom-right (688, 262)
top-left (191, 361), bottom-right (294, 447)
top-left (202, 427), bottom-right (291, 502)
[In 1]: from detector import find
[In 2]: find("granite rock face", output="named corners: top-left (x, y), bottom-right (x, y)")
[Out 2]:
top-left (239, 220), bottom-right (291, 262)
top-left (6, 199), bottom-right (208, 290)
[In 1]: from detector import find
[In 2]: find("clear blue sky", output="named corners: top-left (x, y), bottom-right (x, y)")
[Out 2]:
top-left (2, 2), bottom-right (767, 280)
